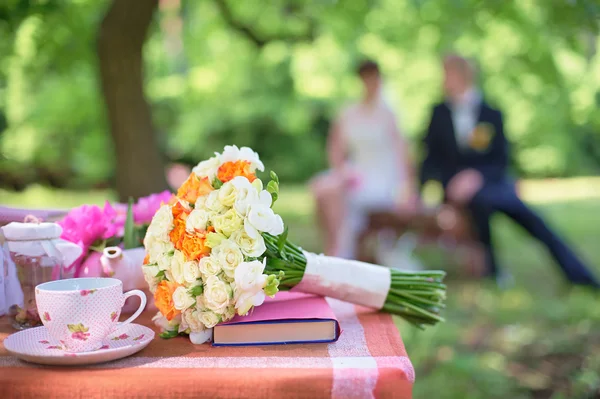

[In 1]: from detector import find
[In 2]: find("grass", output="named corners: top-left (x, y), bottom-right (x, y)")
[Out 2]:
top-left (2, 178), bottom-right (600, 398)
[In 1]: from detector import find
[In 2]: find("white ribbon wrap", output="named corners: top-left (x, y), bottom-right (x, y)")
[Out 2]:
top-left (292, 252), bottom-right (391, 310)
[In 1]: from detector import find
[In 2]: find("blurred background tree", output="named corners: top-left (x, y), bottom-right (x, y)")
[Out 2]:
top-left (0, 0), bottom-right (599, 199)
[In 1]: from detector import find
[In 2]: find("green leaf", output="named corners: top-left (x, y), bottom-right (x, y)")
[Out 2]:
top-left (159, 328), bottom-right (180, 339)
top-left (89, 239), bottom-right (107, 252)
top-left (267, 180), bottom-right (279, 205)
top-left (267, 180), bottom-right (279, 193)
top-left (269, 171), bottom-right (279, 184)
top-left (277, 226), bottom-right (288, 254)
top-left (156, 270), bottom-right (166, 281)
top-left (212, 177), bottom-right (223, 189)
top-left (123, 197), bottom-right (138, 249)
top-left (105, 236), bottom-right (123, 248)
top-left (188, 284), bottom-right (204, 297)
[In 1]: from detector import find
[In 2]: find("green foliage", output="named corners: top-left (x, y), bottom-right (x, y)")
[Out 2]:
top-left (1, 0), bottom-right (600, 191)
top-left (123, 197), bottom-right (138, 249)
top-left (159, 328), bottom-right (180, 339)
top-left (188, 284), bottom-right (204, 297)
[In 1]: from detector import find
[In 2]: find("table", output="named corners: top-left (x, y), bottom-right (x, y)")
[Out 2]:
top-left (0, 299), bottom-right (414, 398)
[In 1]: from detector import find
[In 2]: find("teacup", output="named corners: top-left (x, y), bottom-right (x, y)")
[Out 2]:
top-left (35, 278), bottom-right (147, 352)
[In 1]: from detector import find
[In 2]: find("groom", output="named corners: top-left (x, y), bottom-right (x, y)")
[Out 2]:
top-left (420, 53), bottom-right (599, 288)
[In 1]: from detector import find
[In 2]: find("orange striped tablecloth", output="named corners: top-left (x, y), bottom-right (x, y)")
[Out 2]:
top-left (0, 299), bottom-right (414, 399)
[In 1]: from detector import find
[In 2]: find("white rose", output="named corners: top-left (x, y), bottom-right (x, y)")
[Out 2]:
top-left (205, 190), bottom-right (227, 213)
top-left (219, 145), bottom-right (264, 172)
top-left (195, 194), bottom-right (208, 210)
top-left (199, 256), bottom-right (222, 277)
top-left (245, 204), bottom-right (284, 239)
top-left (199, 311), bottom-right (221, 329)
top-left (183, 309), bottom-right (205, 332)
top-left (186, 209), bottom-right (210, 233)
top-left (149, 240), bottom-right (174, 262)
top-left (195, 295), bottom-right (207, 311)
top-left (169, 250), bottom-right (186, 284)
top-left (235, 290), bottom-right (266, 316)
top-left (211, 209), bottom-right (243, 237)
top-left (152, 311), bottom-right (180, 331)
top-left (142, 264), bottom-right (160, 291)
top-left (144, 204), bottom-right (173, 244)
top-left (156, 251), bottom-right (173, 271)
top-left (192, 156), bottom-right (220, 181)
top-left (183, 260), bottom-right (201, 284)
top-left (217, 181), bottom-right (238, 207)
top-left (230, 229), bottom-right (266, 258)
top-left (173, 286), bottom-right (196, 311)
top-left (204, 275), bottom-right (232, 314)
top-left (212, 239), bottom-right (244, 279)
top-left (234, 259), bottom-right (267, 293)
top-left (231, 177), bottom-right (258, 216)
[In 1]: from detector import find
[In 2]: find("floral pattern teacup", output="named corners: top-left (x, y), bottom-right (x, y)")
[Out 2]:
top-left (36, 278), bottom-right (147, 353)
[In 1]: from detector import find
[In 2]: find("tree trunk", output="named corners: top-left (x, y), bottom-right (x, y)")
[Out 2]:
top-left (97, 0), bottom-right (168, 202)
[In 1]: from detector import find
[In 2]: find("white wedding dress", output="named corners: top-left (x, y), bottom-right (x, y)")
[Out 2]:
top-left (335, 102), bottom-right (407, 260)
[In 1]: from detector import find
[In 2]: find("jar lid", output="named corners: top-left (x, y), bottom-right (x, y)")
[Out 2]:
top-left (1, 222), bottom-right (63, 241)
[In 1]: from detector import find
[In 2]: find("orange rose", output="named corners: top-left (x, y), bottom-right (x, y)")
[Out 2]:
top-left (154, 280), bottom-right (181, 321)
top-left (181, 226), bottom-right (214, 261)
top-left (217, 161), bottom-right (256, 183)
top-left (143, 254), bottom-right (150, 265)
top-left (177, 174), bottom-right (213, 204)
top-left (169, 202), bottom-right (189, 250)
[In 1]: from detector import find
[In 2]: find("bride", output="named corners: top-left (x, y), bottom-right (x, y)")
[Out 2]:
top-left (311, 60), bottom-right (419, 259)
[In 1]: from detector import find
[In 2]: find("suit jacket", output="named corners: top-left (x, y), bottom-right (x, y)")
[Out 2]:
top-left (420, 100), bottom-right (509, 188)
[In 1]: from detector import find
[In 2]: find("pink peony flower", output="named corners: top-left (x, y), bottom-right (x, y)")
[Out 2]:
top-left (59, 202), bottom-right (120, 247)
top-left (59, 202), bottom-right (123, 272)
top-left (133, 191), bottom-right (173, 224)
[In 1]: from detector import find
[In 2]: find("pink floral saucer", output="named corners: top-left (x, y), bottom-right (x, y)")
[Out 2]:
top-left (4, 323), bottom-right (154, 366)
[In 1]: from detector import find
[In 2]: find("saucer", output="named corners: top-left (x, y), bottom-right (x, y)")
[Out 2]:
top-left (4, 323), bottom-right (154, 366)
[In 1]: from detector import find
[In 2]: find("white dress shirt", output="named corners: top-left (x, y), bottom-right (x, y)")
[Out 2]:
top-left (449, 88), bottom-right (481, 150)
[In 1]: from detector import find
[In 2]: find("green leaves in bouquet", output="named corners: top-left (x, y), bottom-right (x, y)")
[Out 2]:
top-left (212, 177), bottom-right (223, 189)
top-left (188, 284), bottom-right (204, 298)
top-left (123, 197), bottom-right (139, 250)
top-left (159, 328), bottom-right (180, 339)
top-left (277, 226), bottom-right (289, 260)
top-left (267, 171), bottom-right (280, 204)
top-left (155, 270), bottom-right (166, 282)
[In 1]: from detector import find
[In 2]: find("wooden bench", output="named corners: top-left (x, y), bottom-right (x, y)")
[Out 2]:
top-left (356, 205), bottom-right (486, 276)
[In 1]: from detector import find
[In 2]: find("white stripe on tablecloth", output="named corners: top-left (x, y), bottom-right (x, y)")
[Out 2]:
top-left (0, 355), bottom-right (411, 370)
top-left (327, 298), bottom-right (378, 399)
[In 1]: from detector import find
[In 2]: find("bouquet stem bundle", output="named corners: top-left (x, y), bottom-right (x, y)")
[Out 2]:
top-left (263, 234), bottom-right (446, 329)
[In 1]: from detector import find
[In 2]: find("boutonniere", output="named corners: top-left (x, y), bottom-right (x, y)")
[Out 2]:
top-left (469, 122), bottom-right (495, 151)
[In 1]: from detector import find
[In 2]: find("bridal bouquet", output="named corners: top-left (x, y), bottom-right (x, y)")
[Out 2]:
top-left (143, 146), bottom-right (446, 343)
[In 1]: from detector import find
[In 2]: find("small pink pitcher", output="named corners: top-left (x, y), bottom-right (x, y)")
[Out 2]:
top-left (100, 247), bottom-right (155, 313)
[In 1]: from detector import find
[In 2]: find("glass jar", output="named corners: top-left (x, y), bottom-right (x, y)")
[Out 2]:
top-left (1, 220), bottom-right (82, 329)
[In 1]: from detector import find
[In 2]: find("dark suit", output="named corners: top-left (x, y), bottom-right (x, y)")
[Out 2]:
top-left (421, 99), bottom-right (599, 287)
